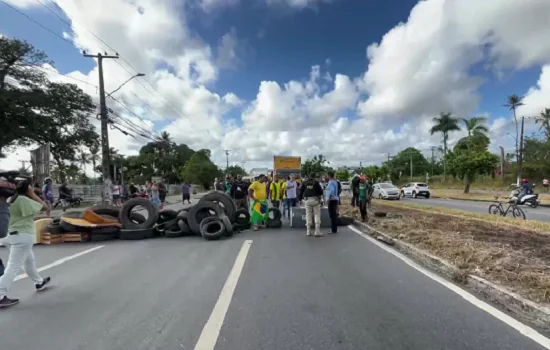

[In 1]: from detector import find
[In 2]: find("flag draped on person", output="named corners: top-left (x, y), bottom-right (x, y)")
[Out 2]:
top-left (250, 199), bottom-right (268, 224)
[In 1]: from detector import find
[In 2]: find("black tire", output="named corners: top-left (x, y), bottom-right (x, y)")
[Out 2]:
top-left (90, 205), bottom-right (120, 218)
top-left (220, 215), bottom-right (234, 237)
top-left (119, 198), bottom-right (158, 230)
top-left (177, 219), bottom-right (193, 235)
top-left (52, 217), bottom-right (61, 224)
top-left (488, 204), bottom-right (502, 215)
top-left (425, 193), bottom-right (431, 199)
top-left (176, 210), bottom-right (190, 220)
top-left (512, 206), bottom-right (526, 220)
top-left (130, 212), bottom-right (146, 224)
top-left (267, 207), bottom-right (282, 222)
top-left (337, 216), bottom-right (354, 226)
top-left (60, 211), bottom-right (83, 219)
top-left (199, 192), bottom-right (236, 223)
top-left (59, 218), bottom-right (85, 232)
top-left (90, 233), bottom-right (118, 242)
top-left (158, 209), bottom-right (178, 223)
top-left (99, 215), bottom-right (119, 221)
top-left (90, 226), bottom-right (120, 235)
top-left (412, 191), bottom-right (417, 198)
top-left (165, 227), bottom-right (185, 238)
top-left (200, 217), bottom-right (225, 241)
top-left (177, 206), bottom-right (191, 214)
top-left (266, 218), bottom-right (282, 228)
top-left (188, 201), bottom-right (223, 235)
top-left (156, 218), bottom-right (179, 232)
top-left (233, 208), bottom-right (250, 226)
top-left (46, 223), bottom-right (65, 234)
top-left (120, 228), bottom-right (155, 240)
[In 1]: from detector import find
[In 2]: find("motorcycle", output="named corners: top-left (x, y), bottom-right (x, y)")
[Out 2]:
top-left (510, 184), bottom-right (540, 208)
top-left (53, 196), bottom-right (83, 210)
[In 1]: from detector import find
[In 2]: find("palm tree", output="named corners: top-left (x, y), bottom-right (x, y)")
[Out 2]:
top-left (504, 94), bottom-right (524, 183)
top-left (89, 145), bottom-right (101, 180)
top-left (430, 112), bottom-right (461, 180)
top-left (77, 150), bottom-right (89, 172)
top-left (536, 108), bottom-right (550, 139)
top-left (462, 116), bottom-right (489, 137)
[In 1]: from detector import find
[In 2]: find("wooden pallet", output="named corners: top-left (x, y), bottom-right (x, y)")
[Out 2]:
top-left (62, 232), bottom-right (89, 242)
top-left (40, 232), bottom-right (64, 245)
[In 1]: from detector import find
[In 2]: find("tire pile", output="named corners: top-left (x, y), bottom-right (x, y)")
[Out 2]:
top-left (44, 192), bottom-right (283, 242)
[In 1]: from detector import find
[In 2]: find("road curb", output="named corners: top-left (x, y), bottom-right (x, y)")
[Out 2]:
top-left (352, 220), bottom-right (550, 329)
top-left (433, 196), bottom-right (550, 208)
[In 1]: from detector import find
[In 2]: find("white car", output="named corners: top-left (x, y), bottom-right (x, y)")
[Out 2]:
top-left (340, 181), bottom-right (351, 192)
top-left (400, 182), bottom-right (431, 198)
top-left (372, 183), bottom-right (400, 200)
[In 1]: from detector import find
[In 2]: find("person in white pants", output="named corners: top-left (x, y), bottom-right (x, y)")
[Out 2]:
top-left (299, 174), bottom-right (325, 237)
top-left (0, 184), bottom-right (51, 308)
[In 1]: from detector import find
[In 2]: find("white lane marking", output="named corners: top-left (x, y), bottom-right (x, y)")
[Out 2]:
top-left (14, 245), bottom-right (105, 282)
top-left (348, 225), bottom-right (550, 349)
top-left (194, 240), bottom-right (253, 350)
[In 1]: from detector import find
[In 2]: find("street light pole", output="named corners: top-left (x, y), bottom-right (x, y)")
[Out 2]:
top-left (83, 52), bottom-right (119, 201)
top-left (106, 73), bottom-right (146, 98)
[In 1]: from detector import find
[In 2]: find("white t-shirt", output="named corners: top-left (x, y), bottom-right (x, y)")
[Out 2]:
top-left (112, 185), bottom-right (121, 195)
top-left (286, 181), bottom-right (297, 199)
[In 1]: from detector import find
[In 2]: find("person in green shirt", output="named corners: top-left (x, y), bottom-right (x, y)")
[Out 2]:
top-left (358, 176), bottom-right (371, 222)
top-left (0, 183), bottom-right (51, 308)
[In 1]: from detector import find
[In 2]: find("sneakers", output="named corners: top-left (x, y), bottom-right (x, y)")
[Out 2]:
top-left (306, 231), bottom-right (313, 236)
top-left (0, 296), bottom-right (19, 308)
top-left (36, 277), bottom-right (51, 291)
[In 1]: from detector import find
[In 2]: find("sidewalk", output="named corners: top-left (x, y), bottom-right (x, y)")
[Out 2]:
top-left (48, 193), bottom-right (206, 217)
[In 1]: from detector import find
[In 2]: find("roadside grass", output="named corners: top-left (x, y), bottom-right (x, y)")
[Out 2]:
top-left (431, 188), bottom-right (550, 205)
top-left (340, 201), bottom-right (550, 305)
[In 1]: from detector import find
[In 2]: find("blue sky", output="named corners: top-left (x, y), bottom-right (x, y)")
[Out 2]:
top-left (1, 0), bottom-right (549, 169)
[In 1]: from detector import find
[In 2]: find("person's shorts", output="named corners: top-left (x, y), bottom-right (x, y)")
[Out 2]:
top-left (544, 184), bottom-right (548, 188)
top-left (182, 193), bottom-right (191, 200)
top-left (112, 194), bottom-right (120, 200)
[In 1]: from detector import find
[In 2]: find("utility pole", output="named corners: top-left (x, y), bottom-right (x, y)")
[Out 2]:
top-left (499, 146), bottom-right (505, 183)
top-left (518, 116), bottom-right (525, 183)
top-left (83, 52), bottom-right (119, 201)
top-left (224, 150), bottom-right (230, 174)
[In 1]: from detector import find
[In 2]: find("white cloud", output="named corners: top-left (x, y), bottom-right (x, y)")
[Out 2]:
top-left (4, 0), bottom-right (550, 176)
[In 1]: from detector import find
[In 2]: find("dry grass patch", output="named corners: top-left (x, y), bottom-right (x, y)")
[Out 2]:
top-left (432, 188), bottom-right (550, 205)
top-left (340, 201), bottom-right (550, 305)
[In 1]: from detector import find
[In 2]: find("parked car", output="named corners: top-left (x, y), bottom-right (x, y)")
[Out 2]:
top-left (341, 181), bottom-right (351, 192)
top-left (372, 183), bottom-right (400, 200)
top-left (400, 182), bottom-right (431, 198)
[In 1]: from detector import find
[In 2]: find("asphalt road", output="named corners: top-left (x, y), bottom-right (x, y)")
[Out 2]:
top-left (398, 196), bottom-right (550, 222)
top-left (0, 201), bottom-right (548, 350)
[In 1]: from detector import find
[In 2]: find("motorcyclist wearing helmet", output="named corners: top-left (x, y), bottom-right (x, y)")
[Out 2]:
top-left (522, 178), bottom-right (532, 194)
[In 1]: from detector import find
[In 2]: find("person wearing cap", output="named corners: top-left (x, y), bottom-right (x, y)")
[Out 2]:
top-left (248, 174), bottom-right (268, 231)
top-left (299, 173), bottom-right (324, 237)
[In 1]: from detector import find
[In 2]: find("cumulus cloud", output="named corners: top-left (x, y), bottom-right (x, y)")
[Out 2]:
top-left (3, 0), bottom-right (550, 174)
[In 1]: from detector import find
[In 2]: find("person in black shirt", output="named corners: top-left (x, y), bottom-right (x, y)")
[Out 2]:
top-left (230, 175), bottom-right (249, 210)
top-left (299, 173), bottom-right (324, 237)
top-left (350, 174), bottom-right (360, 207)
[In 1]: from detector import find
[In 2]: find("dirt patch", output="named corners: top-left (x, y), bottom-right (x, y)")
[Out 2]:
top-left (340, 201), bottom-right (550, 305)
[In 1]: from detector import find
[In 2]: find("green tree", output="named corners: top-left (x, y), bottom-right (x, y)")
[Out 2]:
top-left (536, 108), bottom-right (550, 140)
top-left (429, 112), bottom-right (461, 180)
top-left (335, 168), bottom-right (350, 181)
top-left (0, 37), bottom-right (99, 158)
top-left (388, 147), bottom-right (430, 181)
top-left (455, 116), bottom-right (490, 152)
top-left (301, 155), bottom-right (330, 177)
top-left (446, 149), bottom-right (499, 193)
top-left (181, 149), bottom-right (221, 189)
top-left (505, 94), bottom-right (524, 182)
top-left (226, 165), bottom-right (247, 178)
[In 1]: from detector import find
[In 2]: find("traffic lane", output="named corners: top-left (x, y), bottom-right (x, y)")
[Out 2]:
top-left (216, 227), bottom-right (546, 350)
top-left (0, 235), bottom-right (249, 350)
top-left (399, 197), bottom-right (550, 222)
top-left (0, 241), bottom-right (107, 269)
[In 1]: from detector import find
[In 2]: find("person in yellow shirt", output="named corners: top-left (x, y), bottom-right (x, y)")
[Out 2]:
top-left (269, 175), bottom-right (283, 209)
top-left (248, 174), bottom-right (268, 231)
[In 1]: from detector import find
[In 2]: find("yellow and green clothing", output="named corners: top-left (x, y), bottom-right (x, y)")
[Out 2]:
top-left (270, 181), bottom-right (283, 201)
